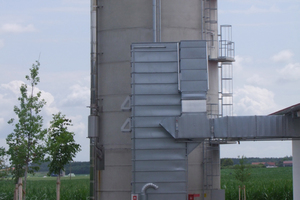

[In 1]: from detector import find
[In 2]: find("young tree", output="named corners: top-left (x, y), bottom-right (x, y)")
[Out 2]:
top-left (46, 112), bottom-right (81, 200)
top-left (0, 147), bottom-right (9, 179)
top-left (234, 156), bottom-right (251, 200)
top-left (6, 61), bottom-right (46, 199)
top-left (234, 156), bottom-right (251, 184)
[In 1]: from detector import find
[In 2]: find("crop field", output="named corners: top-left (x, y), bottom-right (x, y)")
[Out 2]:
top-left (221, 167), bottom-right (293, 200)
top-left (0, 167), bottom-right (293, 200)
top-left (0, 176), bottom-right (89, 200)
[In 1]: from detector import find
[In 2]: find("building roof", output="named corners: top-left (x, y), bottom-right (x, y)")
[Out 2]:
top-left (252, 162), bottom-right (265, 165)
top-left (270, 103), bottom-right (300, 116)
top-left (251, 162), bottom-right (276, 166)
top-left (283, 161), bottom-right (293, 164)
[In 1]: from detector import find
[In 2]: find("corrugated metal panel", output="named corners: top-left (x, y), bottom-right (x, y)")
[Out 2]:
top-left (182, 100), bottom-right (206, 113)
top-left (134, 160), bottom-right (186, 171)
top-left (180, 81), bottom-right (208, 92)
top-left (213, 116), bottom-right (228, 138)
top-left (134, 138), bottom-right (186, 150)
top-left (181, 70), bottom-right (207, 81)
top-left (133, 95), bottom-right (181, 106)
top-left (133, 117), bottom-right (172, 128)
top-left (134, 183), bottom-right (187, 194)
top-left (256, 116), bottom-right (284, 138)
top-left (132, 84), bottom-right (179, 95)
top-left (134, 128), bottom-right (172, 139)
top-left (286, 116), bottom-right (300, 137)
top-left (180, 40), bottom-right (207, 48)
top-left (134, 149), bottom-right (187, 160)
top-left (131, 42), bottom-right (188, 199)
top-left (178, 113), bottom-right (210, 138)
top-left (133, 62), bottom-right (178, 73)
top-left (181, 59), bottom-right (207, 70)
top-left (180, 40), bottom-right (208, 101)
top-left (134, 105), bottom-right (181, 117)
top-left (228, 116), bottom-right (256, 138)
top-left (133, 73), bottom-right (178, 84)
top-left (213, 115), bottom-right (299, 139)
top-left (180, 48), bottom-right (207, 59)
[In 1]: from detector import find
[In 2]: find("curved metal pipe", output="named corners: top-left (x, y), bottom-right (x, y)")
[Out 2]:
top-left (140, 183), bottom-right (159, 200)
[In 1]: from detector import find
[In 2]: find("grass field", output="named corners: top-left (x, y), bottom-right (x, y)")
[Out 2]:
top-left (0, 175), bottom-right (89, 200)
top-left (0, 167), bottom-right (293, 200)
top-left (221, 167), bottom-right (293, 200)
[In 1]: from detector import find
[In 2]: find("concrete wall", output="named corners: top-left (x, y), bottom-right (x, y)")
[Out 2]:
top-left (97, 1), bottom-right (152, 199)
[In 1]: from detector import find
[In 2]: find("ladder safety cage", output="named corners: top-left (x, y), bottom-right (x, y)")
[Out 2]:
top-left (219, 25), bottom-right (235, 60)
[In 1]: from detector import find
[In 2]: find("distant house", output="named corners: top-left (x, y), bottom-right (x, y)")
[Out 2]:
top-left (252, 162), bottom-right (276, 167)
top-left (283, 161), bottom-right (293, 167)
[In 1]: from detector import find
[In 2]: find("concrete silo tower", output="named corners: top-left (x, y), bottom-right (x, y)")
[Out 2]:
top-left (89, 0), bottom-right (234, 199)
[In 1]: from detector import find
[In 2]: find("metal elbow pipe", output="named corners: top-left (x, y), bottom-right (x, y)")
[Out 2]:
top-left (140, 183), bottom-right (159, 200)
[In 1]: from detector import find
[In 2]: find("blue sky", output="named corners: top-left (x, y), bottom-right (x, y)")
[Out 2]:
top-left (219, 0), bottom-right (300, 158)
top-left (0, 0), bottom-right (299, 161)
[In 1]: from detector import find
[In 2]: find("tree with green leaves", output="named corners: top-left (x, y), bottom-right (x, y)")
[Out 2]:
top-left (6, 61), bottom-right (46, 199)
top-left (234, 156), bottom-right (251, 200)
top-left (0, 147), bottom-right (9, 179)
top-left (46, 112), bottom-right (81, 200)
top-left (221, 158), bottom-right (234, 168)
top-left (234, 156), bottom-right (251, 184)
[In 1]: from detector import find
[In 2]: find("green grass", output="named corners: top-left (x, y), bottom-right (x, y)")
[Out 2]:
top-left (0, 168), bottom-right (293, 200)
top-left (0, 175), bottom-right (89, 200)
top-left (221, 167), bottom-right (293, 200)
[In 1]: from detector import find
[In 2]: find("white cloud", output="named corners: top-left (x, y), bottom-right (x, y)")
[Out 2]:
top-left (221, 141), bottom-right (292, 158)
top-left (0, 118), bottom-right (4, 131)
top-left (39, 90), bottom-right (60, 116)
top-left (0, 80), bottom-right (59, 127)
top-left (0, 23), bottom-right (37, 33)
top-left (43, 7), bottom-right (88, 13)
top-left (1, 80), bottom-right (24, 95)
top-left (69, 115), bottom-right (86, 137)
top-left (234, 85), bottom-right (279, 115)
top-left (234, 55), bottom-right (252, 72)
top-left (246, 5), bottom-right (281, 14)
top-left (271, 50), bottom-right (294, 62)
top-left (246, 74), bottom-right (270, 86)
top-left (62, 0), bottom-right (87, 3)
top-left (0, 138), bottom-right (8, 149)
top-left (60, 84), bottom-right (89, 107)
top-left (67, 114), bottom-right (89, 161)
top-left (221, 5), bottom-right (281, 14)
top-left (277, 63), bottom-right (300, 81)
top-left (0, 40), bottom-right (4, 49)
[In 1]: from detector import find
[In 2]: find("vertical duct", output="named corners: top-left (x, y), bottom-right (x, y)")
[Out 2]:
top-left (201, 0), bottom-right (204, 40)
top-left (153, 0), bottom-right (157, 42)
top-left (159, 0), bottom-right (161, 42)
top-left (89, 0), bottom-right (98, 199)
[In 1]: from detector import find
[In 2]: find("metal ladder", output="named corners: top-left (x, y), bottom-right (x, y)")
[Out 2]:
top-left (219, 62), bottom-right (233, 116)
top-left (203, 0), bottom-right (218, 57)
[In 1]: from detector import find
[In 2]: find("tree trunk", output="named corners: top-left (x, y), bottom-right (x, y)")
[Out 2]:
top-left (56, 175), bottom-right (61, 200)
top-left (23, 163), bottom-right (28, 200)
top-left (18, 177), bottom-right (22, 200)
top-left (14, 183), bottom-right (18, 200)
top-left (69, 162), bottom-right (71, 180)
